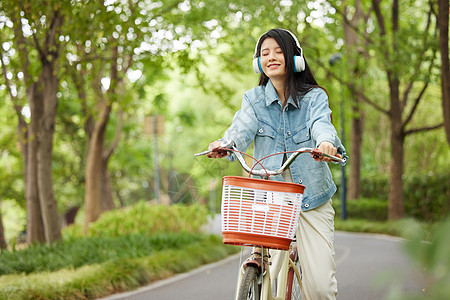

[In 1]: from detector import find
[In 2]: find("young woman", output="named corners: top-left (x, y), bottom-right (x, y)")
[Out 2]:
top-left (207, 28), bottom-right (347, 299)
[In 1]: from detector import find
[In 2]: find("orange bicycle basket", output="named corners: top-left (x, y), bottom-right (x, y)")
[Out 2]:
top-left (221, 176), bottom-right (305, 250)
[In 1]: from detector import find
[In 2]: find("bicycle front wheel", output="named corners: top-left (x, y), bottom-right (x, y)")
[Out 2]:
top-left (238, 265), bottom-right (261, 300)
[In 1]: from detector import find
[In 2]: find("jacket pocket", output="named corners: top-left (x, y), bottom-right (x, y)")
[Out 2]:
top-left (256, 122), bottom-right (276, 139)
top-left (292, 124), bottom-right (311, 144)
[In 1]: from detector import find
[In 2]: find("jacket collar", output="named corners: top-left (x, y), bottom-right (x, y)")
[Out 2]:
top-left (264, 79), bottom-right (299, 109)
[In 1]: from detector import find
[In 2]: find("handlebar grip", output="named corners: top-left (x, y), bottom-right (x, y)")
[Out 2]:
top-left (311, 149), bottom-right (344, 162)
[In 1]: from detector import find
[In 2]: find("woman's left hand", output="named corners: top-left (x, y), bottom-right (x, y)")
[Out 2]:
top-left (315, 141), bottom-right (337, 162)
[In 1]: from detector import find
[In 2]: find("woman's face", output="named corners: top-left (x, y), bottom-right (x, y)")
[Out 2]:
top-left (259, 37), bottom-right (287, 81)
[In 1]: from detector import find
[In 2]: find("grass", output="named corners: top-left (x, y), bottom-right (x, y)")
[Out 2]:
top-left (0, 203), bottom-right (239, 300)
top-left (334, 217), bottom-right (435, 241)
top-left (0, 235), bottom-right (238, 300)
top-left (0, 233), bottom-right (204, 275)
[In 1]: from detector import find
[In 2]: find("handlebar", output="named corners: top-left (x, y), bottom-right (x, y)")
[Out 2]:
top-left (194, 140), bottom-right (347, 177)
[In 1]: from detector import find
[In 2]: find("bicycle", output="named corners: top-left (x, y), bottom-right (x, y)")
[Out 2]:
top-left (195, 140), bottom-right (346, 300)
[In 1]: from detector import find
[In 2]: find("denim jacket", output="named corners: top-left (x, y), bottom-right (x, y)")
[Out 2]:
top-left (222, 80), bottom-right (348, 211)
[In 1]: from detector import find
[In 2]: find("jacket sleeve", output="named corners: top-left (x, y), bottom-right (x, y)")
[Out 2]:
top-left (309, 89), bottom-right (348, 166)
top-left (222, 93), bottom-right (258, 162)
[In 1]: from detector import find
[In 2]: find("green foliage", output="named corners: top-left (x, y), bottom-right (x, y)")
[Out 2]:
top-left (385, 217), bottom-right (450, 299)
top-left (0, 200), bottom-right (26, 243)
top-left (0, 232), bottom-right (202, 276)
top-left (64, 202), bottom-right (208, 239)
top-left (333, 198), bottom-right (387, 221)
top-left (1, 202), bottom-right (210, 275)
top-left (0, 235), bottom-right (238, 300)
top-left (0, 203), bottom-right (238, 299)
top-left (340, 171), bottom-right (450, 222)
top-left (0, 0), bottom-right (447, 254)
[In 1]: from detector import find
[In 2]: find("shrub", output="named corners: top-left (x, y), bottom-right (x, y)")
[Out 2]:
top-left (63, 202), bottom-right (208, 240)
top-left (333, 198), bottom-right (387, 221)
top-left (335, 171), bottom-right (450, 222)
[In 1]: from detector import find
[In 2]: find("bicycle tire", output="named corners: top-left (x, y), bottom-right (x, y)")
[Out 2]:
top-left (285, 249), bottom-right (302, 300)
top-left (238, 265), bottom-right (261, 300)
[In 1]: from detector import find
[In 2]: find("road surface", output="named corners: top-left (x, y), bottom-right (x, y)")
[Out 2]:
top-left (99, 231), bottom-right (425, 300)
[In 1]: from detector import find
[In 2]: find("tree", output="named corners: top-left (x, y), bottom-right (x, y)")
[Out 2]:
top-left (0, 203), bottom-right (6, 249)
top-left (437, 0), bottom-right (450, 144)
top-left (214, 0), bottom-right (444, 220)
top-left (66, 0), bottom-right (236, 228)
top-left (369, 0), bottom-right (442, 220)
top-left (340, 0), bottom-right (369, 200)
top-left (0, 1), bottom-right (68, 243)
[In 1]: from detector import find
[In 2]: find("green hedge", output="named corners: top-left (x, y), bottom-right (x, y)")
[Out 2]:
top-left (63, 202), bottom-right (208, 240)
top-left (335, 171), bottom-right (450, 222)
top-left (333, 198), bottom-right (387, 221)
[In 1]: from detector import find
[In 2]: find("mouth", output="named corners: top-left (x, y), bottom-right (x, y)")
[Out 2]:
top-left (267, 63), bottom-right (280, 69)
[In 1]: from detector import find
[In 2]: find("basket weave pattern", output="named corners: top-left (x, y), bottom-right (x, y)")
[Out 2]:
top-left (221, 176), bottom-right (304, 250)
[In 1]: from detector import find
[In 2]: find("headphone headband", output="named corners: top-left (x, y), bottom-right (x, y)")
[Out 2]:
top-left (253, 29), bottom-right (303, 59)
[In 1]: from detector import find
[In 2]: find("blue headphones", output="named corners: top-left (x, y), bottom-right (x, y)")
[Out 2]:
top-left (252, 29), bottom-right (305, 74)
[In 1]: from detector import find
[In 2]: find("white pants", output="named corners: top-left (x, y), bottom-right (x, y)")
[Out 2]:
top-left (253, 200), bottom-right (337, 300)
top-left (269, 200), bottom-right (337, 299)
top-left (280, 167), bottom-right (337, 298)
top-left (296, 200), bottom-right (337, 299)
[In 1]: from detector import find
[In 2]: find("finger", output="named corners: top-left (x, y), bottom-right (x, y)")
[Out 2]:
top-left (208, 141), bottom-right (220, 151)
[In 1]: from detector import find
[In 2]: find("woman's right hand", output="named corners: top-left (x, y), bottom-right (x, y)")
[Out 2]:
top-left (207, 140), bottom-right (230, 158)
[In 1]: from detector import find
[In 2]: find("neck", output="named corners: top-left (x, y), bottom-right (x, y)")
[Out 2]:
top-left (271, 78), bottom-right (286, 104)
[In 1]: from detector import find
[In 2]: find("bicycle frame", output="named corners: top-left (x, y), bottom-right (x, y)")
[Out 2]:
top-left (236, 247), bottom-right (301, 300)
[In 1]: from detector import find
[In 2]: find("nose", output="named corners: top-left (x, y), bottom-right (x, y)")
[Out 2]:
top-left (267, 51), bottom-right (276, 61)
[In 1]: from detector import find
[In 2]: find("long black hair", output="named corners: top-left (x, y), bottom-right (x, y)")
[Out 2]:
top-left (255, 28), bottom-right (325, 105)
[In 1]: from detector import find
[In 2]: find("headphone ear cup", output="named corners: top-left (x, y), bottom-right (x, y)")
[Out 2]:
top-left (294, 55), bottom-right (305, 72)
top-left (253, 57), bottom-right (262, 73)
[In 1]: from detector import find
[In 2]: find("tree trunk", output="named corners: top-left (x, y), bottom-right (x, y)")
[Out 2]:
top-left (348, 105), bottom-right (364, 199)
top-left (84, 47), bottom-right (123, 228)
top-left (84, 128), bottom-right (105, 229)
top-left (388, 125), bottom-right (405, 220)
top-left (0, 202), bottom-right (7, 249)
top-left (25, 116), bottom-right (46, 243)
top-left (342, 1), bottom-right (365, 200)
top-left (100, 165), bottom-right (115, 212)
top-left (387, 77), bottom-right (405, 220)
top-left (438, 0), bottom-right (450, 144)
top-left (84, 95), bottom-right (113, 229)
top-left (18, 82), bottom-right (46, 244)
top-left (100, 109), bottom-right (123, 212)
top-left (35, 63), bottom-right (62, 243)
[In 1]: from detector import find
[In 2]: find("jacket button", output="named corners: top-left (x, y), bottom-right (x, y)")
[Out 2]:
top-left (259, 128), bottom-right (264, 133)
top-left (304, 203), bottom-right (309, 208)
top-left (287, 131), bottom-right (291, 135)
top-left (298, 179), bottom-right (302, 184)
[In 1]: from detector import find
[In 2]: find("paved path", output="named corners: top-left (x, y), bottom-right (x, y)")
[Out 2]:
top-left (99, 230), bottom-right (425, 300)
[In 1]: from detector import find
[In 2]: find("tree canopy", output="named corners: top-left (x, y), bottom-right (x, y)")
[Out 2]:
top-left (0, 0), bottom-right (448, 244)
